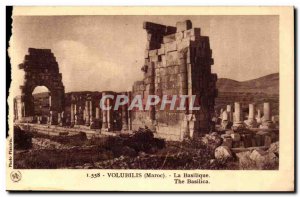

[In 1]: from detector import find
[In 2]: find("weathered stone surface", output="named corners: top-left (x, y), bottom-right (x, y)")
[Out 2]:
top-left (16, 48), bottom-right (65, 124)
top-left (176, 20), bottom-right (192, 32)
top-left (236, 151), bottom-right (256, 169)
top-left (250, 149), bottom-right (278, 169)
top-left (175, 32), bottom-right (184, 40)
top-left (268, 141), bottom-right (279, 155)
top-left (201, 133), bottom-right (223, 149)
top-left (131, 20), bottom-right (217, 140)
top-left (163, 34), bottom-right (176, 43)
top-left (148, 49), bottom-right (158, 57)
top-left (214, 146), bottom-right (232, 160)
top-left (184, 28), bottom-right (201, 38)
top-left (164, 41), bottom-right (177, 52)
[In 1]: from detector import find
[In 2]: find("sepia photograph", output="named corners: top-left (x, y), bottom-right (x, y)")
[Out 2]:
top-left (6, 6), bottom-right (294, 191)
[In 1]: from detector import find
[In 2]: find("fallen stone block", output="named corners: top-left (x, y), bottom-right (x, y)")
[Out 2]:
top-left (268, 141), bottom-right (279, 155)
top-left (214, 146), bottom-right (232, 160)
top-left (250, 149), bottom-right (278, 169)
top-left (236, 151), bottom-right (256, 169)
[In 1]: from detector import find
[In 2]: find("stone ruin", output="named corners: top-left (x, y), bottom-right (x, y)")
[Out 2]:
top-left (13, 20), bottom-right (218, 141)
top-left (216, 102), bottom-right (279, 149)
top-left (131, 20), bottom-right (217, 140)
top-left (14, 48), bottom-right (65, 125)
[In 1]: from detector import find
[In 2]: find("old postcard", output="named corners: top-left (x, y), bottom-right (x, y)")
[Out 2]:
top-left (6, 6), bottom-right (294, 191)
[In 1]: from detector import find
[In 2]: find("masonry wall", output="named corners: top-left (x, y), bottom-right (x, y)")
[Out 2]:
top-left (131, 20), bottom-right (218, 141)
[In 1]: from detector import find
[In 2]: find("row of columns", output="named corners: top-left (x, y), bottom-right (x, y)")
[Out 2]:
top-left (221, 102), bottom-right (276, 129)
top-left (69, 93), bottom-right (131, 131)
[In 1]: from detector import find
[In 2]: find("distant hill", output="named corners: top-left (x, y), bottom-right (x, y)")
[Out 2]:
top-left (217, 73), bottom-right (279, 95)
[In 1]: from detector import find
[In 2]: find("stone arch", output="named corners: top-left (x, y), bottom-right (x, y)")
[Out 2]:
top-left (18, 48), bottom-right (65, 124)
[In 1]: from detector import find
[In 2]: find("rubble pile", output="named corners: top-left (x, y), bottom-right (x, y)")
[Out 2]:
top-left (89, 147), bottom-right (228, 170)
top-left (105, 128), bottom-right (165, 157)
top-left (236, 142), bottom-right (279, 169)
top-left (32, 138), bottom-right (69, 149)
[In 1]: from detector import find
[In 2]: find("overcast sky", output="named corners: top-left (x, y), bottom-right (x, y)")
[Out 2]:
top-left (10, 15), bottom-right (278, 95)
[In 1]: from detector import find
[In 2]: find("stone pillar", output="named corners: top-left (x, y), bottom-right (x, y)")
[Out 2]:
top-left (226, 104), bottom-right (233, 122)
top-left (107, 98), bottom-right (112, 130)
top-left (260, 102), bottom-right (274, 129)
top-left (244, 103), bottom-right (257, 128)
top-left (219, 108), bottom-right (224, 118)
top-left (102, 94), bottom-right (108, 129)
top-left (233, 102), bottom-right (244, 130)
top-left (221, 111), bottom-right (229, 129)
top-left (89, 100), bottom-right (93, 124)
top-left (58, 112), bottom-right (61, 124)
top-left (95, 107), bottom-right (100, 120)
top-left (234, 102), bottom-right (242, 123)
top-left (70, 103), bottom-right (75, 125)
top-left (121, 93), bottom-right (128, 130)
top-left (50, 111), bottom-right (58, 125)
top-left (74, 104), bottom-right (78, 125)
top-left (256, 109), bottom-right (262, 123)
top-left (85, 100), bottom-right (90, 126)
top-left (263, 102), bottom-right (271, 121)
top-left (21, 102), bottom-right (25, 118)
top-left (222, 111), bottom-right (228, 121)
top-left (49, 95), bottom-right (52, 108)
top-left (272, 116), bottom-right (276, 123)
top-left (248, 104), bottom-right (255, 120)
top-left (127, 92), bottom-right (132, 130)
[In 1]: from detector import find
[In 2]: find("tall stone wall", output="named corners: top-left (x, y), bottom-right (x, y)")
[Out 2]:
top-left (131, 20), bottom-right (218, 141)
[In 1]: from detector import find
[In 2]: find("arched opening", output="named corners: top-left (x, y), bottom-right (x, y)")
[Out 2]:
top-left (32, 86), bottom-right (51, 121)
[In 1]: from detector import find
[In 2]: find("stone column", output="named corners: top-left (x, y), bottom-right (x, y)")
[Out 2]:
top-left (107, 98), bottom-right (112, 130)
top-left (127, 92), bottom-right (132, 130)
top-left (74, 104), bottom-right (78, 125)
top-left (222, 111), bottom-right (228, 121)
top-left (219, 108), bottom-right (224, 118)
top-left (58, 112), bottom-right (61, 124)
top-left (121, 93), bottom-right (128, 131)
top-left (233, 102), bottom-right (244, 130)
top-left (256, 109), bottom-right (262, 123)
top-left (263, 102), bottom-right (271, 121)
top-left (260, 102), bottom-right (274, 129)
top-left (234, 102), bottom-right (242, 122)
top-left (244, 103), bottom-right (257, 128)
top-left (272, 116), bottom-right (276, 123)
top-left (89, 100), bottom-right (93, 124)
top-left (249, 104), bottom-right (255, 120)
top-left (221, 111), bottom-right (229, 129)
top-left (95, 107), bottom-right (100, 120)
top-left (70, 103), bottom-right (75, 125)
top-left (85, 100), bottom-right (90, 126)
top-left (50, 111), bottom-right (58, 125)
top-left (102, 93), bottom-right (108, 129)
top-left (226, 104), bottom-right (233, 122)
